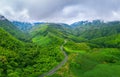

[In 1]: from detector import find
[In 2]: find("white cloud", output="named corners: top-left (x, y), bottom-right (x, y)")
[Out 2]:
top-left (0, 0), bottom-right (120, 24)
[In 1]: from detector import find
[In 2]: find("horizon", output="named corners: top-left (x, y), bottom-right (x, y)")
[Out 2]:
top-left (1, 14), bottom-right (120, 25)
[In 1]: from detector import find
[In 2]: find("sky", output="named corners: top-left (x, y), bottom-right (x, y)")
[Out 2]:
top-left (0, 0), bottom-right (120, 24)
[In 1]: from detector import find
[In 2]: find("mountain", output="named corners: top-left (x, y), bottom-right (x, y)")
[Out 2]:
top-left (0, 15), bottom-right (7, 20)
top-left (71, 20), bottom-right (90, 28)
top-left (0, 15), bottom-right (26, 40)
top-left (90, 34), bottom-right (120, 48)
top-left (0, 27), bottom-right (24, 51)
top-left (71, 20), bottom-right (120, 40)
top-left (33, 22), bottom-right (44, 25)
top-left (1, 14), bottom-right (120, 77)
top-left (30, 23), bottom-right (71, 45)
top-left (48, 20), bottom-right (120, 77)
top-left (12, 21), bottom-right (33, 32)
top-left (12, 21), bottom-right (45, 32)
top-left (71, 20), bottom-right (104, 28)
top-left (0, 16), bottom-right (65, 77)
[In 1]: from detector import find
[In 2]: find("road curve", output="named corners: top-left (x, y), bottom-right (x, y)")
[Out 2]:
top-left (39, 40), bottom-right (68, 77)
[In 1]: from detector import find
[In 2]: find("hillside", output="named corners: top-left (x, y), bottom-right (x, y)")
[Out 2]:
top-left (1, 15), bottom-right (120, 77)
top-left (90, 34), bottom-right (120, 48)
top-left (12, 21), bottom-right (45, 32)
top-left (0, 15), bottom-right (26, 40)
top-left (12, 21), bottom-right (33, 32)
top-left (30, 23), bottom-right (71, 45)
top-left (72, 20), bottom-right (120, 40)
top-left (0, 16), bottom-right (65, 77)
top-left (47, 20), bottom-right (120, 77)
top-left (0, 28), bottom-right (24, 51)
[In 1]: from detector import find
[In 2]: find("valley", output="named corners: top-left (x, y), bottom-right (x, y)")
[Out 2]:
top-left (40, 40), bottom-right (68, 77)
top-left (0, 15), bottom-right (120, 77)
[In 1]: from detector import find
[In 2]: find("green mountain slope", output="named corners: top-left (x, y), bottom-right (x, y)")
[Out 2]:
top-left (47, 21), bottom-right (120, 77)
top-left (30, 23), bottom-right (71, 45)
top-left (0, 20), bottom-right (65, 77)
top-left (72, 21), bottom-right (120, 40)
top-left (0, 16), bottom-right (26, 40)
top-left (0, 28), bottom-right (24, 51)
top-left (90, 34), bottom-right (120, 48)
top-left (0, 27), bottom-right (64, 77)
top-left (1, 17), bottom-right (120, 77)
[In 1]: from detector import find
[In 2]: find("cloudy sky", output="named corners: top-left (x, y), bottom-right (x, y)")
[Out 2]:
top-left (0, 0), bottom-right (120, 24)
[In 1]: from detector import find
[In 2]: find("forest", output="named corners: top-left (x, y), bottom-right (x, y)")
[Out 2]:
top-left (1, 17), bottom-right (120, 77)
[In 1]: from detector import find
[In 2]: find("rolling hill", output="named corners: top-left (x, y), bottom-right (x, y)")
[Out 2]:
top-left (1, 15), bottom-right (120, 77)
top-left (0, 15), bottom-right (26, 40)
top-left (71, 20), bottom-right (120, 40)
top-left (0, 16), bottom-right (65, 77)
top-left (30, 23), bottom-right (72, 45)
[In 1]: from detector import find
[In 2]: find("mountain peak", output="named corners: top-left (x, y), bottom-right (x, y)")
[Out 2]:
top-left (0, 15), bottom-right (6, 20)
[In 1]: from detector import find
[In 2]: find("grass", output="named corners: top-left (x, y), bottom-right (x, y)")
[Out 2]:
top-left (64, 47), bottom-right (87, 54)
top-left (48, 41), bottom-right (120, 77)
top-left (32, 35), bottom-right (51, 45)
top-left (82, 64), bottom-right (120, 77)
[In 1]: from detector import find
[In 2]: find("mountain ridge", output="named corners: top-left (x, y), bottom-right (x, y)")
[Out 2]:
top-left (1, 15), bottom-right (120, 77)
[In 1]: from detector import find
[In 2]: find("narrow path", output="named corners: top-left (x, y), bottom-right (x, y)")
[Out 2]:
top-left (39, 40), bottom-right (68, 77)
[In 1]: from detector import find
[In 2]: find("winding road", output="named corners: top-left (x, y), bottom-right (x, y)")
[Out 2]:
top-left (39, 40), bottom-right (68, 77)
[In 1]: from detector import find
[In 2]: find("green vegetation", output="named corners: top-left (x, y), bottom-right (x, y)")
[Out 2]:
top-left (30, 24), bottom-right (68, 46)
top-left (90, 34), bottom-right (120, 48)
top-left (0, 20), bottom-right (65, 77)
top-left (49, 41), bottom-right (120, 77)
top-left (0, 20), bottom-right (26, 40)
top-left (1, 18), bottom-right (120, 77)
top-left (47, 21), bottom-right (120, 77)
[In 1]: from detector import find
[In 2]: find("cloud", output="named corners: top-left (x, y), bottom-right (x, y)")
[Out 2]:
top-left (0, 0), bottom-right (120, 24)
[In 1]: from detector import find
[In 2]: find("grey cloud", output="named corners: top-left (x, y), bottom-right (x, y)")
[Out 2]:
top-left (0, 0), bottom-right (120, 24)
